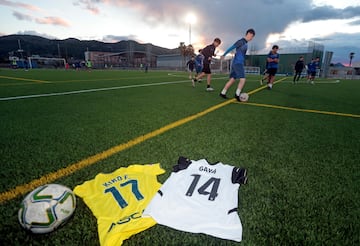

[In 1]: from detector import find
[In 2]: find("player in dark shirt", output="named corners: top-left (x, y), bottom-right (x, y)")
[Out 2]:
top-left (192, 38), bottom-right (221, 91)
top-left (293, 56), bottom-right (305, 83)
top-left (186, 56), bottom-right (196, 80)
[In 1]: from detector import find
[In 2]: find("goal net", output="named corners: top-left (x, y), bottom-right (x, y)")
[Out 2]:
top-left (28, 57), bottom-right (66, 69)
top-left (211, 59), bottom-right (260, 75)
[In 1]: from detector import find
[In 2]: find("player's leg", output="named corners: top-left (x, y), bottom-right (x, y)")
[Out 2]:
top-left (206, 73), bottom-right (213, 91)
top-left (234, 78), bottom-right (246, 101)
top-left (193, 63), bottom-right (209, 83)
top-left (267, 69), bottom-right (276, 89)
top-left (310, 72), bottom-right (315, 84)
top-left (220, 77), bottom-right (235, 98)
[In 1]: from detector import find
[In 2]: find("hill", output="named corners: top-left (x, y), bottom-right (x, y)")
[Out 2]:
top-left (0, 35), bottom-right (178, 62)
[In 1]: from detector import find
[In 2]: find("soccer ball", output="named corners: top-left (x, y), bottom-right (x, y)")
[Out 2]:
top-left (18, 184), bottom-right (76, 234)
top-left (239, 93), bottom-right (249, 102)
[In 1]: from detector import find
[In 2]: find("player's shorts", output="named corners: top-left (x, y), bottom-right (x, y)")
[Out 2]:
top-left (229, 63), bottom-right (245, 79)
top-left (202, 62), bottom-right (211, 74)
top-left (188, 66), bottom-right (194, 72)
top-left (310, 71), bottom-right (316, 77)
top-left (267, 68), bottom-right (277, 76)
top-left (196, 65), bottom-right (203, 74)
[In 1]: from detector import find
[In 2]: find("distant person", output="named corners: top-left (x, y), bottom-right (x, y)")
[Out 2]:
top-left (219, 28), bottom-right (256, 101)
top-left (192, 38), bottom-right (221, 91)
top-left (145, 63), bottom-right (149, 73)
top-left (266, 45), bottom-right (280, 90)
top-left (195, 49), bottom-right (204, 79)
top-left (86, 60), bottom-right (92, 71)
top-left (307, 57), bottom-right (320, 84)
top-left (293, 56), bottom-right (305, 83)
top-left (186, 56), bottom-right (196, 80)
top-left (11, 58), bottom-right (17, 69)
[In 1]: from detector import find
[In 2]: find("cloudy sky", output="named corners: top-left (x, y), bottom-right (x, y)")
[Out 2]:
top-left (0, 0), bottom-right (359, 64)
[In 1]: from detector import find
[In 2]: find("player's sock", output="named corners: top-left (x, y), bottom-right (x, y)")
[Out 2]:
top-left (235, 89), bottom-right (241, 96)
top-left (221, 89), bottom-right (227, 95)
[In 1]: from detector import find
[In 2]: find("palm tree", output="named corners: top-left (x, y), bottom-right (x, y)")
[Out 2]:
top-left (178, 43), bottom-right (195, 69)
top-left (349, 52), bottom-right (355, 67)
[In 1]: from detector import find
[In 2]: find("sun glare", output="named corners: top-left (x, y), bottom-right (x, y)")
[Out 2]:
top-left (185, 13), bottom-right (197, 24)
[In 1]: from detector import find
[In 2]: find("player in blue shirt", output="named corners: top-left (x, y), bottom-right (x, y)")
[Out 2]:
top-left (219, 29), bottom-right (255, 101)
top-left (266, 45), bottom-right (279, 90)
top-left (307, 57), bottom-right (320, 84)
top-left (195, 49), bottom-right (204, 78)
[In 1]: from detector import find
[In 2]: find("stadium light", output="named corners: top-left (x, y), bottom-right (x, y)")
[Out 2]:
top-left (185, 13), bottom-right (197, 45)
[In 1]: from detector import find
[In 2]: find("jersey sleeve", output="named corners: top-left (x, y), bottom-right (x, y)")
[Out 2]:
top-left (231, 167), bottom-right (247, 185)
top-left (172, 156), bottom-right (192, 172)
top-left (234, 38), bottom-right (246, 48)
top-left (144, 163), bottom-right (166, 176)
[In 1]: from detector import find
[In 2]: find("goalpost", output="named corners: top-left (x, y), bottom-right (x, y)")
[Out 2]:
top-left (28, 56), bottom-right (66, 69)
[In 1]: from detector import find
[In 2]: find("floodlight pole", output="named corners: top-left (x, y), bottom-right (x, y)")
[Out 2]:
top-left (189, 23), bottom-right (191, 45)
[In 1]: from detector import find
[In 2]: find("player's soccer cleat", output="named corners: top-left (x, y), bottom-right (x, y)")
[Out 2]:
top-left (206, 87), bottom-right (214, 92)
top-left (219, 93), bottom-right (227, 99)
top-left (234, 94), bottom-right (241, 102)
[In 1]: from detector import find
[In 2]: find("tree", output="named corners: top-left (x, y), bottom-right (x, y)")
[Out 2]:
top-left (178, 42), bottom-right (195, 68)
top-left (349, 52), bottom-right (355, 67)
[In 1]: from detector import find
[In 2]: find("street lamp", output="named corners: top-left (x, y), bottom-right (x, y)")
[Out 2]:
top-left (349, 52), bottom-right (355, 67)
top-left (185, 13), bottom-right (196, 45)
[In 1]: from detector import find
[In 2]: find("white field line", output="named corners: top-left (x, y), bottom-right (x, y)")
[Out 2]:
top-left (282, 80), bottom-right (341, 84)
top-left (0, 77), bottom-right (227, 101)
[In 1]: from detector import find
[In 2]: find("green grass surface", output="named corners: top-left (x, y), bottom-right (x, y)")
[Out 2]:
top-left (0, 69), bottom-right (359, 245)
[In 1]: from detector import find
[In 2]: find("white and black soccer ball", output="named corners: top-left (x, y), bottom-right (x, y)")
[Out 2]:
top-left (18, 184), bottom-right (76, 234)
top-left (239, 93), bottom-right (249, 102)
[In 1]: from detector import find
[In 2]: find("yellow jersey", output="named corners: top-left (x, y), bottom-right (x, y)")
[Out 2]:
top-left (74, 164), bottom-right (165, 246)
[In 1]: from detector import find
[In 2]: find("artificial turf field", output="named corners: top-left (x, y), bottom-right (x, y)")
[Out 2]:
top-left (0, 69), bottom-right (359, 245)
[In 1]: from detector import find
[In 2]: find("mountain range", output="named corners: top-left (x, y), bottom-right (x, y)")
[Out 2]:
top-left (0, 35), bottom-right (177, 62)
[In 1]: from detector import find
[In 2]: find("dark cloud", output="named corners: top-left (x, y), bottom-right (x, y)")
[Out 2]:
top-left (13, 11), bottom-right (33, 21)
top-left (72, 0), bottom-right (359, 62)
top-left (301, 5), bottom-right (360, 22)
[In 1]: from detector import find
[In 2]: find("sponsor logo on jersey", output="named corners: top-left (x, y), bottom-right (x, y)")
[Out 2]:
top-left (108, 210), bottom-right (143, 232)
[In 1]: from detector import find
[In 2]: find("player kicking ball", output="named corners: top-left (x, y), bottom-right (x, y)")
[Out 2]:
top-left (219, 29), bottom-right (255, 101)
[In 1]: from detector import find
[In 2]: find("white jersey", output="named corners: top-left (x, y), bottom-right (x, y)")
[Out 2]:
top-left (143, 158), bottom-right (246, 242)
